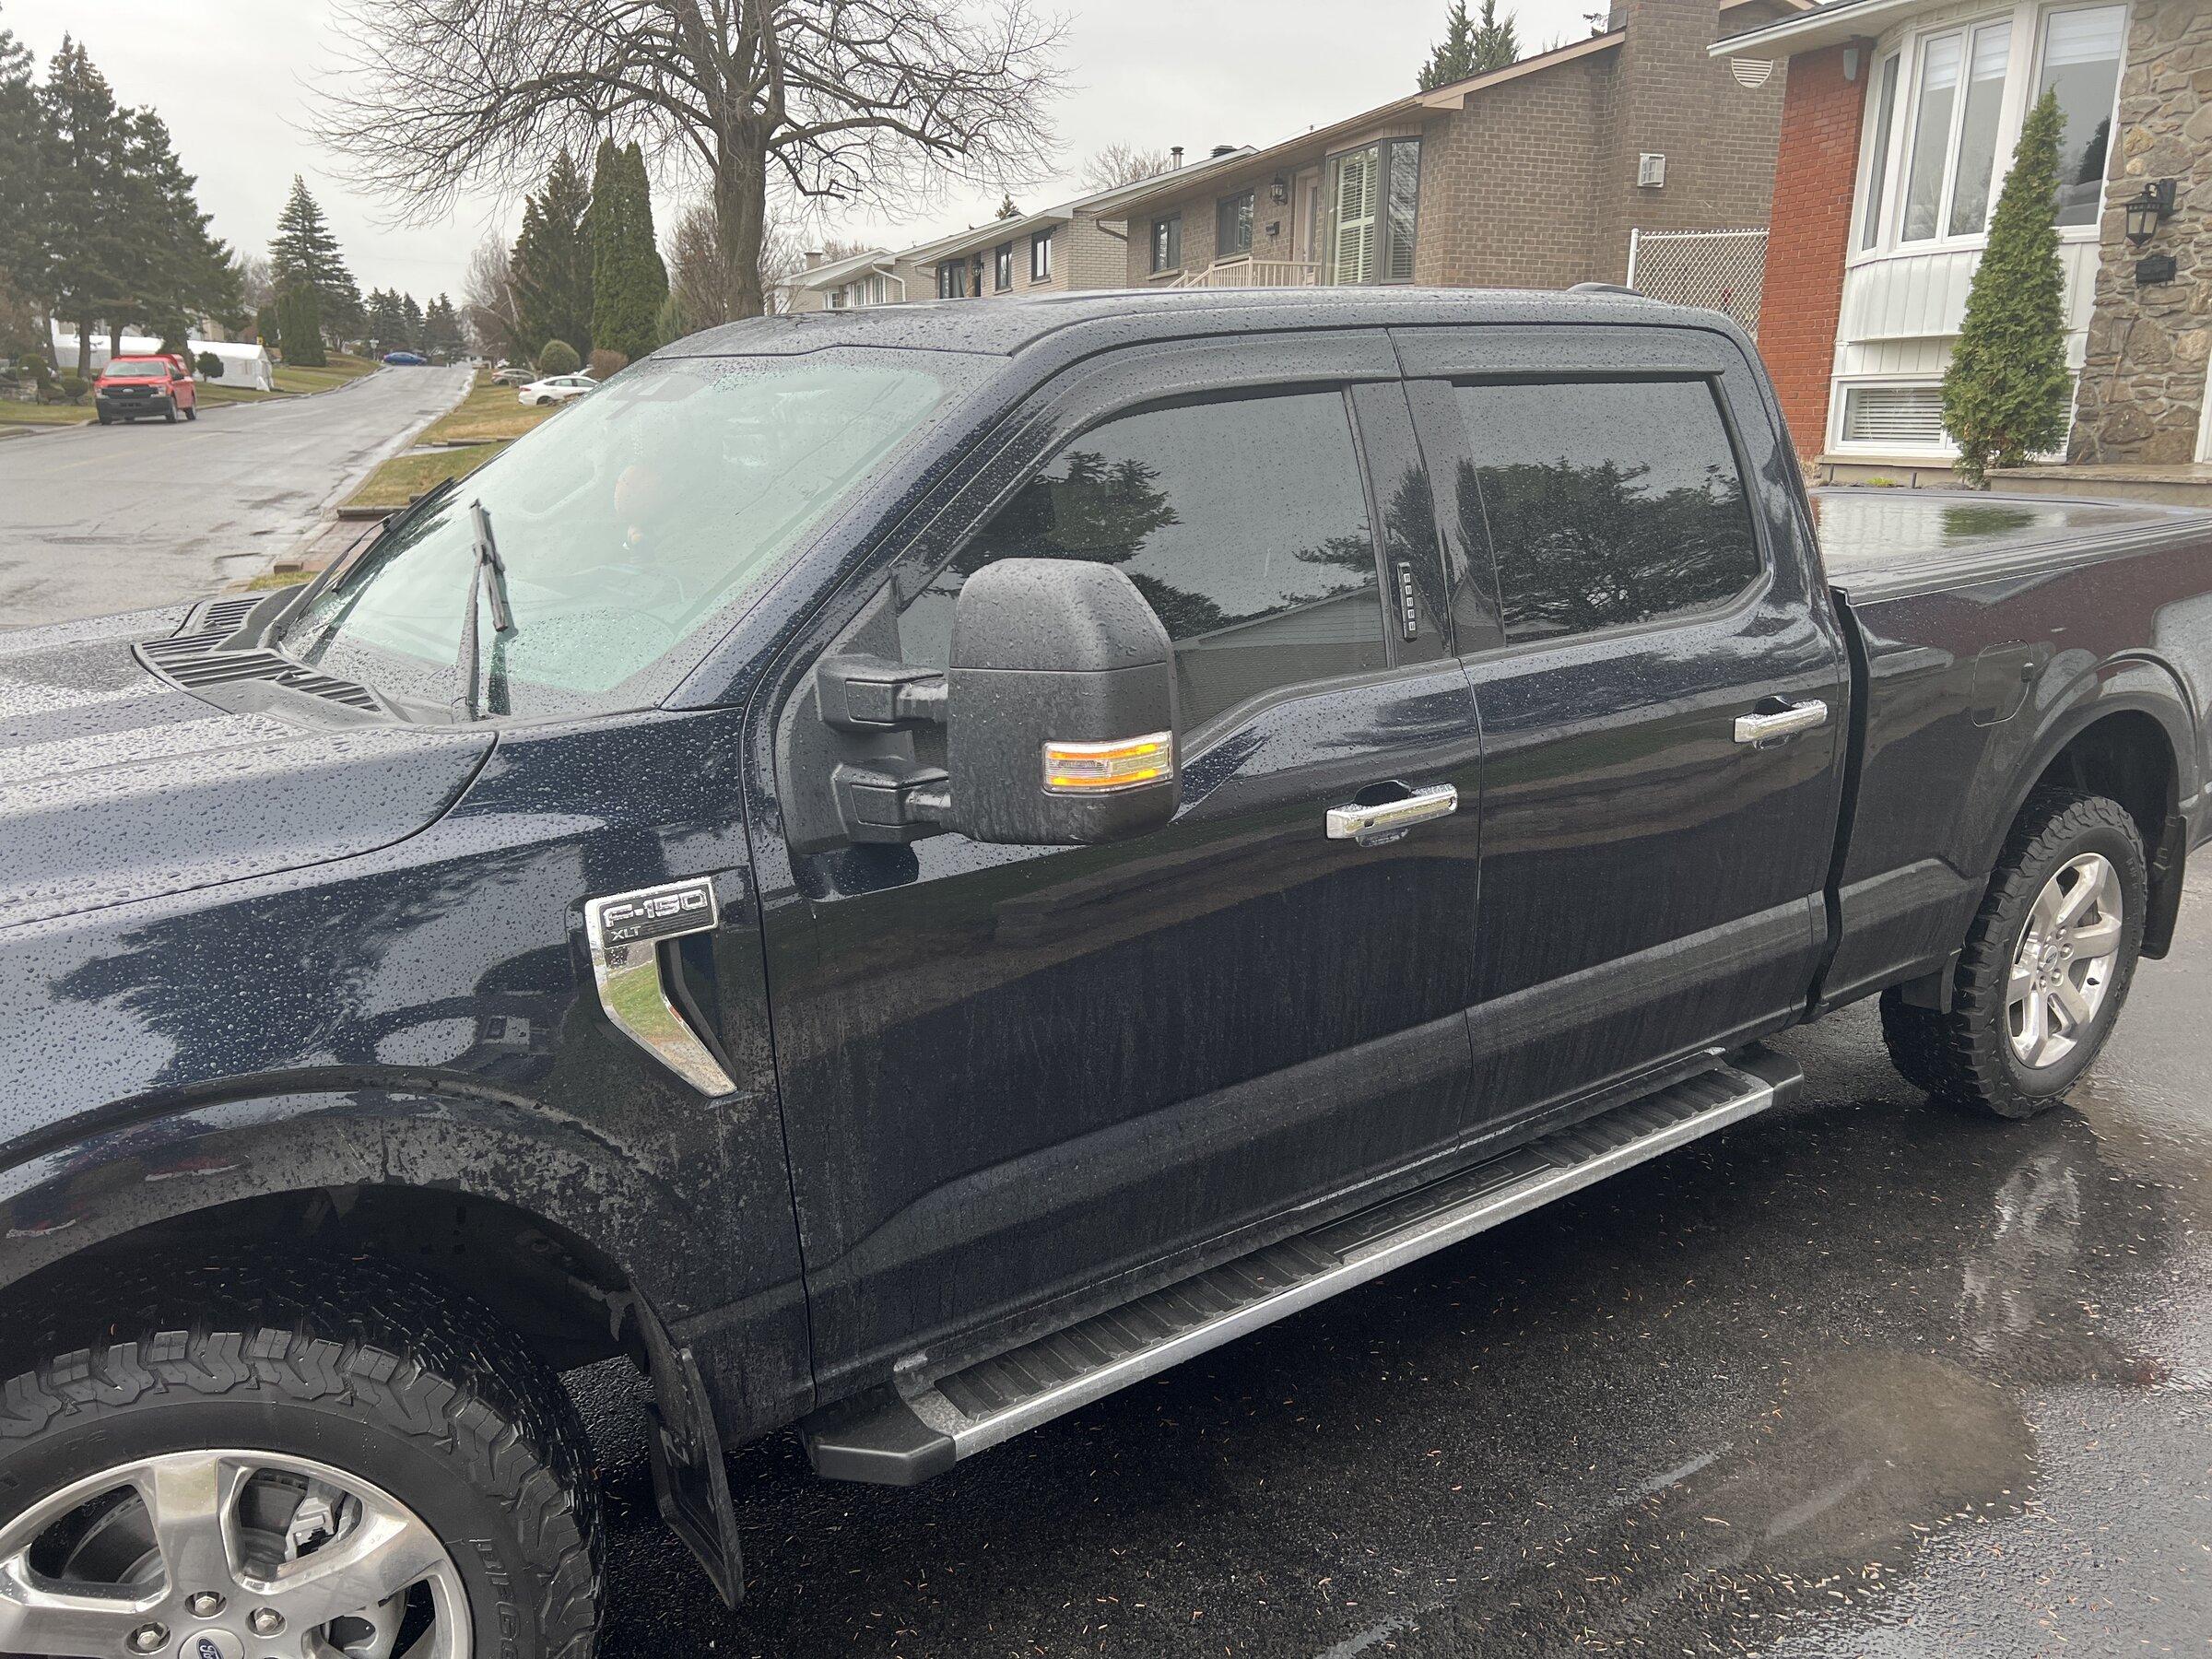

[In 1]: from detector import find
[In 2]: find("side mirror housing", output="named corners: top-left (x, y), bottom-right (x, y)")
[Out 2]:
top-left (945, 559), bottom-right (1180, 845)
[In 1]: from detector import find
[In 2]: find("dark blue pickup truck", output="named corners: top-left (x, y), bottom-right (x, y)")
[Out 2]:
top-left (4, 288), bottom-right (2208, 1658)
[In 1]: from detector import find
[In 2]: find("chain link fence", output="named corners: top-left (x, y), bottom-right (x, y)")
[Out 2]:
top-left (1626, 229), bottom-right (1769, 337)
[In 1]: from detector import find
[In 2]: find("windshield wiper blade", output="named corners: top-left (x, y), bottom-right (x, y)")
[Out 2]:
top-left (456, 498), bottom-right (516, 720)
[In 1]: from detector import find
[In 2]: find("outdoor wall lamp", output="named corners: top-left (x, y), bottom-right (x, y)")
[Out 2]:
top-left (2124, 180), bottom-right (2177, 248)
top-left (1270, 175), bottom-right (1289, 206)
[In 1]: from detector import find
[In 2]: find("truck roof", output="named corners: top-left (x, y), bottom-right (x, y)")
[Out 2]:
top-left (664, 286), bottom-right (1731, 359)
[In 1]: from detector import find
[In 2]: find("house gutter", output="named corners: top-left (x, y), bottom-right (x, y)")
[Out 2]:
top-left (1710, 0), bottom-right (1914, 57)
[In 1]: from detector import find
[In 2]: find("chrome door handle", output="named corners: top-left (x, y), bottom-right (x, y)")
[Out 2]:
top-left (1326, 783), bottom-right (1458, 845)
top-left (1734, 699), bottom-right (1829, 747)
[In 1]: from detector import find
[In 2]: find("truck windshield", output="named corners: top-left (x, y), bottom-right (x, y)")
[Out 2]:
top-left (104, 359), bottom-right (172, 377)
top-left (278, 349), bottom-right (959, 717)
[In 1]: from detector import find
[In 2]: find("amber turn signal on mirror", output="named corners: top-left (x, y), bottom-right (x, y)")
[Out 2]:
top-left (1041, 732), bottom-right (1174, 794)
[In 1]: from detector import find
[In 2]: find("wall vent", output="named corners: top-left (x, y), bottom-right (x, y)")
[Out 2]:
top-left (1637, 152), bottom-right (1667, 189)
top-left (1730, 57), bottom-right (1774, 89)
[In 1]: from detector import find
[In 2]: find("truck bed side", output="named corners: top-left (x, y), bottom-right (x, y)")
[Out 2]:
top-left (1814, 490), bottom-right (2212, 1012)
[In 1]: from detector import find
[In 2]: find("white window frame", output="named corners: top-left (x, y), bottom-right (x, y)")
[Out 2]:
top-left (1850, 1), bottom-right (2128, 263)
top-left (1030, 229), bottom-right (1053, 282)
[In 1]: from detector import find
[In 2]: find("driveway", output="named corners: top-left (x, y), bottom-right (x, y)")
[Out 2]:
top-left (576, 866), bottom-right (2212, 1656)
top-left (0, 364), bottom-right (469, 628)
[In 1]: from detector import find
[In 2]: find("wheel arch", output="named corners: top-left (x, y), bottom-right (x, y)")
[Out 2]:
top-left (1982, 665), bottom-right (2194, 958)
top-left (0, 1087), bottom-right (671, 1373)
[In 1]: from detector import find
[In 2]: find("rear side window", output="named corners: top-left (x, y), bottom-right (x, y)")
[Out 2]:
top-left (1455, 379), bottom-right (1760, 644)
top-left (900, 389), bottom-right (1386, 730)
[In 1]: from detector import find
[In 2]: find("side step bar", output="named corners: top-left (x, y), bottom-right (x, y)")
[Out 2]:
top-left (806, 1047), bottom-right (1801, 1485)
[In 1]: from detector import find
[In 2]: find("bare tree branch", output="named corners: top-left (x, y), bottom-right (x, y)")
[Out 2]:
top-left (315, 0), bottom-right (1065, 318)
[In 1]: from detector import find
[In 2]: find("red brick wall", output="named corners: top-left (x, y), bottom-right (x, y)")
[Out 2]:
top-left (1760, 45), bottom-right (1867, 465)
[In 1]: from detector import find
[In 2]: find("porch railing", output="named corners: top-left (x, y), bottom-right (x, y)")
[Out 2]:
top-left (1171, 256), bottom-right (1322, 289)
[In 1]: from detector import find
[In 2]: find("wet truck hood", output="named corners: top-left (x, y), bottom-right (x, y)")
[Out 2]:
top-left (0, 605), bottom-right (494, 930)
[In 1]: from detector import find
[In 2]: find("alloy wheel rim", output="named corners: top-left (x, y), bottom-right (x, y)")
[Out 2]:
top-left (2006, 852), bottom-right (2124, 1070)
top-left (0, 1449), bottom-right (469, 1659)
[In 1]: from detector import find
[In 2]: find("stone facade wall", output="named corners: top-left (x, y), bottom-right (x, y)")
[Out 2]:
top-left (2069, 0), bottom-right (2212, 465)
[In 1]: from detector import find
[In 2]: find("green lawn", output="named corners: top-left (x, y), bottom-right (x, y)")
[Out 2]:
top-left (343, 441), bottom-right (507, 512)
top-left (0, 402), bottom-right (94, 428)
top-left (197, 381), bottom-right (285, 407)
top-left (272, 351), bottom-right (379, 394)
top-left (418, 369), bottom-right (562, 445)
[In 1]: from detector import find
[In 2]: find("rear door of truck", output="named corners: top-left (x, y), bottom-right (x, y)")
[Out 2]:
top-left (1394, 321), bottom-right (1853, 1132)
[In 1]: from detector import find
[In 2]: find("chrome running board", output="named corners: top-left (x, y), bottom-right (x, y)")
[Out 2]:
top-left (805, 1047), bottom-right (1799, 1485)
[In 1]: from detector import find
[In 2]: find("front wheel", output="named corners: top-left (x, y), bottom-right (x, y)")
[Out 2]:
top-left (164, 404), bottom-right (178, 423)
top-left (1880, 787), bottom-right (2146, 1118)
top-left (0, 1257), bottom-right (603, 1659)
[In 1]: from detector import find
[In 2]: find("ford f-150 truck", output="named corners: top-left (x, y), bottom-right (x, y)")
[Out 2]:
top-left (3, 288), bottom-right (2207, 1658)
top-left (92, 353), bottom-right (198, 425)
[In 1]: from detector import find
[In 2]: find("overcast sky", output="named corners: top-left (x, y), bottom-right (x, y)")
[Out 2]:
top-left (11, 0), bottom-right (1608, 299)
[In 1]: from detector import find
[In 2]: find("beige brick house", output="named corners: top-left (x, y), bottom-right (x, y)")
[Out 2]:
top-left (1101, 0), bottom-right (1807, 308)
top-left (782, 229), bottom-right (977, 314)
top-left (912, 149), bottom-right (1254, 302)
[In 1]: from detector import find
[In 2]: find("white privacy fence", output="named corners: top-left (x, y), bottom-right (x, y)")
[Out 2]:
top-left (1625, 229), bottom-right (1769, 337)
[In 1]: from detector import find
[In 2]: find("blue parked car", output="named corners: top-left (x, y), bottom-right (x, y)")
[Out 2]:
top-left (382, 349), bottom-right (427, 365)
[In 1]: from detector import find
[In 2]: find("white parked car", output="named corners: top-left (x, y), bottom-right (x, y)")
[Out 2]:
top-left (520, 374), bottom-right (595, 406)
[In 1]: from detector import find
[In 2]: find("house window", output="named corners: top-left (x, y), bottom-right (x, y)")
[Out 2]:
top-left (1899, 20), bottom-right (2009, 242)
top-left (936, 262), bottom-right (967, 300)
top-left (994, 241), bottom-right (1014, 291)
top-left (1031, 229), bottom-right (1053, 281)
top-left (1150, 214), bottom-right (1182, 274)
top-left (1216, 190), bottom-right (1254, 258)
top-left (828, 286), bottom-right (849, 310)
top-left (1323, 138), bottom-right (1419, 285)
top-left (1840, 383), bottom-right (1949, 448)
top-left (1860, 53), bottom-right (1900, 251)
top-left (2038, 6), bottom-right (2126, 226)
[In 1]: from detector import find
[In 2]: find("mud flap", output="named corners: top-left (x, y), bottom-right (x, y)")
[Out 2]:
top-left (629, 1297), bottom-right (746, 1606)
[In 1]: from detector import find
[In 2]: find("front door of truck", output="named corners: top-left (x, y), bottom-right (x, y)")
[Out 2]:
top-left (1396, 323), bottom-right (1852, 1130)
top-left (749, 334), bottom-right (1483, 1394)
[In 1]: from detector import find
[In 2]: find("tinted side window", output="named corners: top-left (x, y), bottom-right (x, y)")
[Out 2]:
top-left (1455, 380), bottom-right (1760, 643)
top-left (900, 390), bottom-right (1386, 730)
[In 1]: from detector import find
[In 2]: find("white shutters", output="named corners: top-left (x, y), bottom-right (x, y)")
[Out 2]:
top-left (1330, 147), bottom-right (1377, 286)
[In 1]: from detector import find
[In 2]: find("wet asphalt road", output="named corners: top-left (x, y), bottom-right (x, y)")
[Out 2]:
top-left (0, 364), bottom-right (468, 627)
top-left (571, 865), bottom-right (2212, 1657)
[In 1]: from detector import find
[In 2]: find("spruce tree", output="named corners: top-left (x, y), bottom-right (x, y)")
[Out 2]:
top-left (37, 38), bottom-right (132, 373)
top-left (278, 282), bottom-right (325, 367)
top-left (270, 175), bottom-right (360, 341)
top-left (400, 290), bottom-right (424, 349)
top-left (0, 20), bottom-right (45, 349)
top-left (512, 149), bottom-right (593, 359)
top-left (588, 139), bottom-right (666, 364)
top-left (1942, 89), bottom-right (2072, 488)
top-left (422, 293), bottom-right (463, 358)
top-left (117, 108), bottom-right (238, 341)
top-left (1470, 0), bottom-right (1519, 74)
top-left (1418, 2), bottom-right (1477, 90)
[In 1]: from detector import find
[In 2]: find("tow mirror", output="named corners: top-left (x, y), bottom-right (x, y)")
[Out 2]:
top-left (945, 559), bottom-right (1179, 845)
top-left (812, 559), bottom-right (1179, 847)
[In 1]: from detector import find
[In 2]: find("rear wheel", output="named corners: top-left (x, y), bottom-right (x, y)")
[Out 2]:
top-left (0, 1256), bottom-right (603, 1659)
top-left (185, 402), bottom-right (196, 421)
top-left (1880, 788), bottom-right (2146, 1118)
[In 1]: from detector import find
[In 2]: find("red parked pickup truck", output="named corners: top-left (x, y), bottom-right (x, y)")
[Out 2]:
top-left (92, 353), bottom-right (197, 425)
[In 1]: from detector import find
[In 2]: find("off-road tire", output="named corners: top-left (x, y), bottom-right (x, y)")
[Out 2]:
top-left (1880, 787), bottom-right (2146, 1119)
top-left (0, 1253), bottom-right (604, 1658)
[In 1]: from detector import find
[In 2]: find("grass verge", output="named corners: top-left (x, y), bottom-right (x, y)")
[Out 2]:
top-left (418, 369), bottom-right (561, 445)
top-left (342, 441), bottom-right (506, 512)
top-left (0, 402), bottom-right (95, 428)
top-left (273, 352), bottom-right (379, 394)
